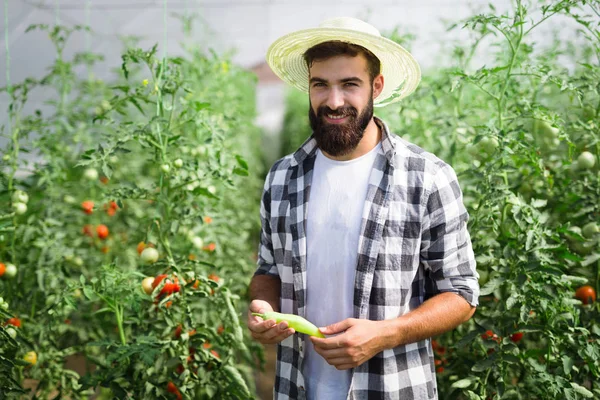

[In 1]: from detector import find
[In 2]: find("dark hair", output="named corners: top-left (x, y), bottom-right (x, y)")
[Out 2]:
top-left (303, 41), bottom-right (381, 83)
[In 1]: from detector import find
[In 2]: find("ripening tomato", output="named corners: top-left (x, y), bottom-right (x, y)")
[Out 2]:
top-left (81, 201), bottom-right (94, 214)
top-left (96, 224), bottom-right (109, 239)
top-left (137, 241), bottom-right (146, 255)
top-left (140, 247), bottom-right (159, 264)
top-left (481, 330), bottom-right (494, 340)
top-left (510, 332), bottom-right (524, 343)
top-left (217, 325), bottom-right (224, 335)
top-left (575, 285), bottom-right (596, 305)
top-left (141, 277), bottom-right (154, 295)
top-left (23, 351), bottom-right (37, 365)
top-left (107, 207), bottom-right (116, 217)
top-left (210, 349), bottom-right (220, 359)
top-left (208, 273), bottom-right (220, 282)
top-left (203, 216), bottom-right (213, 224)
top-left (100, 176), bottom-right (109, 185)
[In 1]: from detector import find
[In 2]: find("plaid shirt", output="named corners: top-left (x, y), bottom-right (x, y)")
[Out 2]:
top-left (254, 117), bottom-right (479, 400)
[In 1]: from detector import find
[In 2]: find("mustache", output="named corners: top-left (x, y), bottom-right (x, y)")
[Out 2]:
top-left (316, 106), bottom-right (357, 118)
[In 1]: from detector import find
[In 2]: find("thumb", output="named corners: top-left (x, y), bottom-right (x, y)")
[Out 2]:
top-left (320, 319), bottom-right (353, 335)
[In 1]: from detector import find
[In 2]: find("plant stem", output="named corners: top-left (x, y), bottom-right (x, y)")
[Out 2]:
top-left (497, 1), bottom-right (524, 130)
top-left (116, 304), bottom-right (126, 345)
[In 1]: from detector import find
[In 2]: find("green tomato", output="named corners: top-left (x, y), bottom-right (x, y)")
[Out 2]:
top-left (161, 164), bottom-right (170, 173)
top-left (533, 120), bottom-right (559, 138)
top-left (140, 247), bottom-right (159, 264)
top-left (63, 195), bottom-right (76, 204)
top-left (83, 168), bottom-right (99, 181)
top-left (208, 185), bottom-right (217, 195)
top-left (174, 159), bottom-right (183, 169)
top-left (578, 151), bottom-right (596, 169)
top-left (479, 137), bottom-right (499, 155)
top-left (4, 263), bottom-right (17, 278)
top-left (191, 236), bottom-right (204, 249)
top-left (6, 327), bottom-right (17, 339)
top-left (12, 190), bottom-right (29, 204)
top-left (12, 202), bottom-right (27, 215)
top-left (74, 257), bottom-right (84, 267)
top-left (252, 311), bottom-right (325, 338)
top-left (582, 222), bottom-right (599, 239)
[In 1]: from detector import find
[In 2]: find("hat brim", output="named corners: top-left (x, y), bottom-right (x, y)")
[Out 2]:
top-left (266, 27), bottom-right (421, 107)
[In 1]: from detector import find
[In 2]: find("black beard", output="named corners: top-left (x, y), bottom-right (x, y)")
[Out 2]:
top-left (308, 97), bottom-right (373, 157)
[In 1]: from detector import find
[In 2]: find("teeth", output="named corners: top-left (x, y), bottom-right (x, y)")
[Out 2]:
top-left (327, 114), bottom-right (345, 120)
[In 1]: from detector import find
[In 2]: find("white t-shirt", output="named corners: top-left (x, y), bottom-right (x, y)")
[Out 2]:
top-left (304, 142), bottom-right (382, 400)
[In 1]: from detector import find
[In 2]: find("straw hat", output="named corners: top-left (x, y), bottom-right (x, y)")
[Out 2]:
top-left (266, 17), bottom-right (421, 107)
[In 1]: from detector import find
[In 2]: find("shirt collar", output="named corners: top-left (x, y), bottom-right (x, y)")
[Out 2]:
top-left (290, 116), bottom-right (396, 168)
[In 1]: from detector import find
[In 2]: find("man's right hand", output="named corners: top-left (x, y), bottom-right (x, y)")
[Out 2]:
top-left (247, 299), bottom-right (295, 345)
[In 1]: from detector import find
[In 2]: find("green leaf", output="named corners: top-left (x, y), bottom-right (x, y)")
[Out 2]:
top-left (562, 355), bottom-right (574, 375)
top-left (480, 275), bottom-right (505, 296)
top-left (451, 378), bottom-right (476, 389)
top-left (235, 154), bottom-right (248, 170)
top-left (233, 167), bottom-right (249, 176)
top-left (570, 382), bottom-right (593, 398)
top-left (472, 354), bottom-right (497, 372)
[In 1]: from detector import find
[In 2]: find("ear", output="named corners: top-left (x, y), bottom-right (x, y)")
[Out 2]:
top-left (372, 74), bottom-right (384, 100)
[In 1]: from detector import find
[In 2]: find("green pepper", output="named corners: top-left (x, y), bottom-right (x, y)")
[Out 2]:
top-left (252, 312), bottom-right (325, 338)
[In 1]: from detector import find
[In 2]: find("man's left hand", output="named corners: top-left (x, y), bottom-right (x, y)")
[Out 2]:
top-left (310, 318), bottom-right (392, 370)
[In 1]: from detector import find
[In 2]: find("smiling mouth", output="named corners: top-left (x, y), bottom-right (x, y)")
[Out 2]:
top-left (324, 114), bottom-right (349, 123)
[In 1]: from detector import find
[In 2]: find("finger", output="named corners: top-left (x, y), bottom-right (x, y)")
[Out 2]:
top-left (257, 322), bottom-right (291, 341)
top-left (320, 318), bottom-right (354, 335)
top-left (334, 363), bottom-right (356, 370)
top-left (310, 335), bottom-right (345, 350)
top-left (248, 318), bottom-right (277, 334)
top-left (316, 347), bottom-right (349, 359)
top-left (253, 327), bottom-right (295, 344)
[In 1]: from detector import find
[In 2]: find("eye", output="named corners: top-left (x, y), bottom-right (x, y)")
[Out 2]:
top-left (312, 82), bottom-right (326, 88)
top-left (344, 82), bottom-right (358, 87)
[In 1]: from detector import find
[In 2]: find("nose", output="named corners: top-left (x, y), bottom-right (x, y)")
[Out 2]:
top-left (325, 87), bottom-right (344, 111)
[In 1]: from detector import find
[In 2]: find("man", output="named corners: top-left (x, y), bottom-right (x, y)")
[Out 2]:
top-left (248, 17), bottom-right (479, 400)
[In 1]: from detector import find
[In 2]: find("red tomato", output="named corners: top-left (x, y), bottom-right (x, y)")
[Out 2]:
top-left (81, 201), bottom-right (94, 214)
top-left (210, 349), bottom-right (220, 359)
top-left (481, 330), bottom-right (494, 340)
top-left (6, 317), bottom-right (21, 328)
top-left (203, 216), bottom-right (213, 224)
top-left (202, 342), bottom-right (211, 349)
top-left (96, 224), bottom-right (109, 239)
top-left (137, 241), bottom-right (146, 255)
top-left (174, 324), bottom-right (183, 339)
top-left (436, 366), bottom-right (444, 374)
top-left (510, 332), bottom-right (524, 343)
top-left (208, 273), bottom-right (220, 282)
top-left (217, 325), bottom-right (225, 335)
top-left (152, 274), bottom-right (168, 290)
top-left (166, 381), bottom-right (178, 393)
top-left (575, 285), bottom-right (596, 305)
top-left (0, 263), bottom-right (5, 277)
top-left (159, 282), bottom-right (181, 297)
top-left (107, 207), bottom-right (116, 217)
top-left (434, 359), bottom-right (442, 366)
